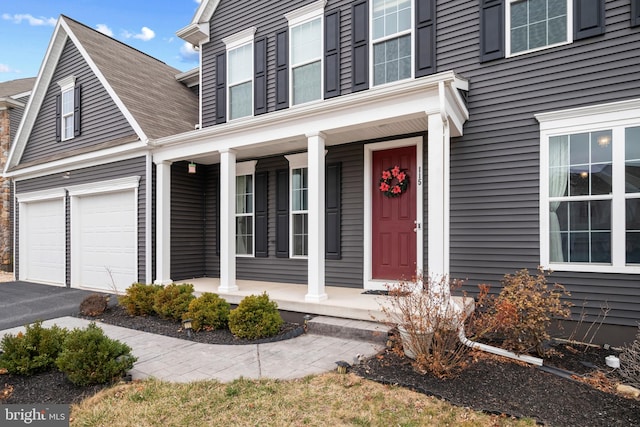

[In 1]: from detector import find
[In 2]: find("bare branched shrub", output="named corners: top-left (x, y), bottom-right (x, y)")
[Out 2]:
top-left (469, 267), bottom-right (572, 356)
top-left (380, 275), bottom-right (468, 378)
top-left (619, 324), bottom-right (640, 389)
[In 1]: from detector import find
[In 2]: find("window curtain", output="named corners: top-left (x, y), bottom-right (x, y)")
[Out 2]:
top-left (549, 136), bottom-right (568, 262)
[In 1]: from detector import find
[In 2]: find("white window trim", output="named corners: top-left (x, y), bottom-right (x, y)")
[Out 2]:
top-left (505, 0), bottom-right (573, 58)
top-left (537, 98), bottom-right (640, 274)
top-left (287, 1), bottom-right (326, 106)
top-left (285, 153), bottom-right (309, 258)
top-left (58, 75), bottom-right (76, 141)
top-left (235, 160), bottom-right (257, 257)
top-left (369, 0), bottom-right (415, 87)
top-left (223, 28), bottom-right (256, 121)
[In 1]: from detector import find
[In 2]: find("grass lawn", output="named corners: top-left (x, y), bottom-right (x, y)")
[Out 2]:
top-left (70, 373), bottom-right (536, 426)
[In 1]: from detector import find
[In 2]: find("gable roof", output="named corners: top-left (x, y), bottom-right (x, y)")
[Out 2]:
top-left (6, 15), bottom-right (198, 172)
top-left (0, 78), bottom-right (36, 99)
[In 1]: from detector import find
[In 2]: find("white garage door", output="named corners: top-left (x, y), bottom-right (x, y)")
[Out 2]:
top-left (74, 190), bottom-right (136, 292)
top-left (21, 198), bottom-right (65, 285)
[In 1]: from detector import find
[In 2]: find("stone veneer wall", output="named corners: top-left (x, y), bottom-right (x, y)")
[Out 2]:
top-left (0, 109), bottom-right (12, 271)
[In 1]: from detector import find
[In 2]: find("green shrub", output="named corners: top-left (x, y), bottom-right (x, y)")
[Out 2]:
top-left (228, 292), bottom-right (283, 339)
top-left (118, 283), bottom-right (163, 316)
top-left (80, 293), bottom-right (110, 317)
top-left (471, 267), bottom-right (571, 356)
top-left (55, 323), bottom-right (136, 386)
top-left (0, 321), bottom-right (68, 375)
top-left (153, 283), bottom-right (195, 321)
top-left (184, 293), bottom-right (230, 331)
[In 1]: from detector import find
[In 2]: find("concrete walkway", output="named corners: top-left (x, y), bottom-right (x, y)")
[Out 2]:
top-left (0, 317), bottom-right (384, 383)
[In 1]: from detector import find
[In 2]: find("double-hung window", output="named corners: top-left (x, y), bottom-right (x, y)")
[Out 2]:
top-left (285, 153), bottom-right (309, 257)
top-left (224, 28), bottom-right (255, 120)
top-left (58, 76), bottom-right (76, 141)
top-left (286, 1), bottom-right (325, 105)
top-left (236, 161), bottom-right (257, 256)
top-left (538, 99), bottom-right (640, 273)
top-left (507, 0), bottom-right (571, 56)
top-left (371, 0), bottom-right (412, 86)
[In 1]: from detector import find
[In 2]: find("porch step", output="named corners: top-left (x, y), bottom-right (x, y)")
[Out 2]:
top-left (306, 316), bottom-right (391, 344)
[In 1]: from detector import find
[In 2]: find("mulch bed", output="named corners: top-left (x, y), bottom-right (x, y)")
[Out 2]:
top-left (1, 305), bottom-right (639, 427)
top-left (352, 342), bottom-right (639, 426)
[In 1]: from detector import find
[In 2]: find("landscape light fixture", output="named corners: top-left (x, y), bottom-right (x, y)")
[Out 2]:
top-left (182, 318), bottom-right (193, 338)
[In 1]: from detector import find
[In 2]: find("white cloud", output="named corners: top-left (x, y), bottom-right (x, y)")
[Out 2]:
top-left (2, 13), bottom-right (56, 26)
top-left (133, 26), bottom-right (155, 41)
top-left (0, 64), bottom-right (12, 73)
top-left (179, 42), bottom-right (199, 62)
top-left (95, 24), bottom-right (113, 37)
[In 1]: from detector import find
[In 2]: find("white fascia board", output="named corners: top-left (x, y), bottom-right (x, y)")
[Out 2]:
top-left (10, 90), bottom-right (33, 100)
top-left (5, 141), bottom-right (149, 181)
top-left (60, 18), bottom-right (148, 144)
top-left (16, 187), bottom-right (66, 203)
top-left (5, 18), bottom-right (67, 173)
top-left (66, 175), bottom-right (140, 196)
top-left (0, 98), bottom-right (24, 110)
top-left (152, 71), bottom-right (468, 163)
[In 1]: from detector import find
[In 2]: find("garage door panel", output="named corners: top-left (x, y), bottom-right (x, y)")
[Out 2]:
top-left (74, 190), bottom-right (136, 292)
top-left (22, 199), bottom-right (65, 285)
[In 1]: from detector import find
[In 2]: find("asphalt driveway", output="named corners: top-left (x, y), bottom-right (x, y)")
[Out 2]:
top-left (0, 281), bottom-right (105, 330)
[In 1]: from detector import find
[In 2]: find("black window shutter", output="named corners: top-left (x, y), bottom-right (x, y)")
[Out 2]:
top-left (275, 29), bottom-right (289, 110)
top-left (633, 0), bottom-right (640, 27)
top-left (574, 0), bottom-right (605, 40)
top-left (324, 10), bottom-right (341, 99)
top-left (480, 0), bottom-right (504, 62)
top-left (73, 85), bottom-right (81, 137)
top-left (351, 0), bottom-right (369, 92)
top-left (254, 171), bottom-right (269, 257)
top-left (275, 169), bottom-right (289, 257)
top-left (415, 0), bottom-right (436, 77)
top-left (325, 162), bottom-right (341, 260)
top-left (55, 94), bottom-right (61, 142)
top-left (215, 52), bottom-right (227, 124)
top-left (254, 37), bottom-right (267, 115)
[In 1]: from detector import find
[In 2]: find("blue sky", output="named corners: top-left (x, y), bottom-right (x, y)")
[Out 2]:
top-left (0, 0), bottom-right (202, 83)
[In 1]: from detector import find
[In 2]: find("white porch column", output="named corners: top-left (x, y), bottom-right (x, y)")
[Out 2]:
top-left (219, 148), bottom-right (238, 292)
top-left (305, 132), bottom-right (328, 302)
top-left (427, 114), bottom-right (450, 278)
top-left (155, 161), bottom-right (172, 285)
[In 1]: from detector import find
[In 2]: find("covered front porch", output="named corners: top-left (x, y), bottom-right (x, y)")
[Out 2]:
top-left (152, 71), bottom-right (469, 304)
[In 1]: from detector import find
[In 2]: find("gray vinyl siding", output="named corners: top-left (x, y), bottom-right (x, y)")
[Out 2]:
top-left (171, 161), bottom-right (206, 280)
top-left (201, 0), bottom-right (355, 127)
top-left (9, 96), bottom-right (28, 145)
top-left (439, 0), bottom-right (640, 326)
top-left (21, 38), bottom-right (137, 164)
top-left (14, 156), bottom-right (148, 285)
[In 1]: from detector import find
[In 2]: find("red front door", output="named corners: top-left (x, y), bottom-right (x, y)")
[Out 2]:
top-left (372, 146), bottom-right (417, 280)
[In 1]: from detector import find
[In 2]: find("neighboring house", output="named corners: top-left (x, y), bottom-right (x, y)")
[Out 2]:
top-left (5, 1), bottom-right (640, 344)
top-left (0, 77), bottom-right (36, 272)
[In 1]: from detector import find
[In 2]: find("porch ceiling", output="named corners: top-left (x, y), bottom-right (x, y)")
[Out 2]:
top-left (185, 115), bottom-right (428, 165)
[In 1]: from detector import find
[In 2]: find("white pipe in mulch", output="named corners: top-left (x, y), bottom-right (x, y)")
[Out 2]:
top-left (428, 277), bottom-right (544, 367)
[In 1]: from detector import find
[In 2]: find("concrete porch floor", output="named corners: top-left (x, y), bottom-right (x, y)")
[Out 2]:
top-left (184, 278), bottom-right (388, 322)
top-left (182, 278), bottom-right (471, 324)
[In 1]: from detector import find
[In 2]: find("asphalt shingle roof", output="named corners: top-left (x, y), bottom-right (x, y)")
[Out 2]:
top-left (0, 78), bottom-right (36, 98)
top-left (63, 16), bottom-right (199, 141)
